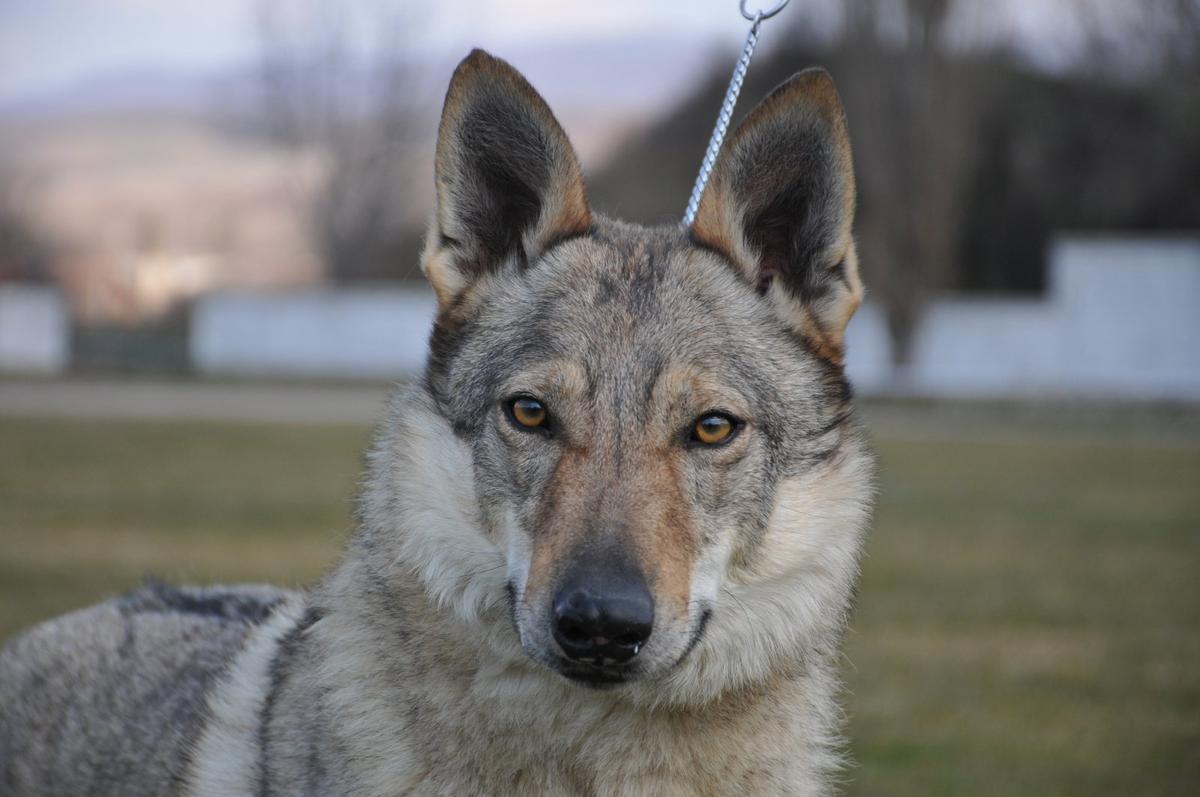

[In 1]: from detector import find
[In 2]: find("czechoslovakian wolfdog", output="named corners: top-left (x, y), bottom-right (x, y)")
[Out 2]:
top-left (0, 50), bottom-right (874, 795)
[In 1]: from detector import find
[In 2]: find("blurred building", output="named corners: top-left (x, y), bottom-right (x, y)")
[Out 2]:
top-left (0, 284), bottom-right (68, 373)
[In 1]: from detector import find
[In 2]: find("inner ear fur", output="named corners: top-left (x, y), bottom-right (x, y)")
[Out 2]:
top-left (422, 49), bottom-right (591, 310)
top-left (692, 68), bottom-right (862, 364)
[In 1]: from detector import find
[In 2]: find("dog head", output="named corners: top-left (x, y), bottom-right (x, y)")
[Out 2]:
top-left (371, 50), bottom-right (872, 699)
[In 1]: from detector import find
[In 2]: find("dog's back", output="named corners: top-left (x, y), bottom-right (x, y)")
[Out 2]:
top-left (0, 582), bottom-right (292, 796)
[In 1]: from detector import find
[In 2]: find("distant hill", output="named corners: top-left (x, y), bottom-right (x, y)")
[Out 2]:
top-left (0, 33), bottom-right (718, 171)
top-left (0, 67), bottom-right (247, 119)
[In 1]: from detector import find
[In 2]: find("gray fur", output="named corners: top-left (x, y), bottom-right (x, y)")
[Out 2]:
top-left (0, 583), bottom-right (291, 795)
top-left (0, 50), bottom-right (874, 795)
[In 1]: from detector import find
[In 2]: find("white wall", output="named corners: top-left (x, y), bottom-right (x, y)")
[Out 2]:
top-left (0, 285), bottom-right (70, 374)
top-left (190, 237), bottom-right (1200, 400)
top-left (844, 299), bottom-right (1065, 397)
top-left (191, 290), bottom-right (435, 379)
top-left (1052, 238), bottom-right (1200, 398)
top-left (845, 237), bottom-right (1200, 400)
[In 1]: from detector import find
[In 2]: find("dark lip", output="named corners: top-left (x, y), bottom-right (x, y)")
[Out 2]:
top-left (552, 658), bottom-right (636, 689)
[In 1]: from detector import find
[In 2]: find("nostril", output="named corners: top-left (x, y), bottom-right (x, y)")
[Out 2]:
top-left (555, 615), bottom-right (591, 646)
top-left (552, 590), bottom-right (597, 650)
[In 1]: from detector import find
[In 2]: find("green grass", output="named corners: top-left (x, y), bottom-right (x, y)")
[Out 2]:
top-left (1, 414), bottom-right (1197, 795)
top-left (0, 418), bottom-right (370, 634)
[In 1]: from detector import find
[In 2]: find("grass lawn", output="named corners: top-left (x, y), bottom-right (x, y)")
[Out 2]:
top-left (1, 413), bottom-right (1197, 795)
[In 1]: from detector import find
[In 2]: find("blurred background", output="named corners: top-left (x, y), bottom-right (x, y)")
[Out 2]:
top-left (1, 1), bottom-right (1197, 793)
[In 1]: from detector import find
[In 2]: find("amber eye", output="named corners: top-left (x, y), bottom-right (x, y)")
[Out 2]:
top-left (693, 413), bottom-right (737, 446)
top-left (509, 396), bottom-right (548, 429)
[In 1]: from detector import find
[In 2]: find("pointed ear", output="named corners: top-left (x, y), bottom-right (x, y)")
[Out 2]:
top-left (692, 68), bottom-right (862, 365)
top-left (422, 49), bottom-right (591, 310)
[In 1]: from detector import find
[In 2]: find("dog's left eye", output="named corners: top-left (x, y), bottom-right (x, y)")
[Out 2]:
top-left (691, 413), bottom-right (740, 446)
top-left (507, 396), bottom-right (549, 431)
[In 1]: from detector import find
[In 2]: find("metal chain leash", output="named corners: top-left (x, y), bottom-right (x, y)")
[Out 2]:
top-left (682, 0), bottom-right (791, 227)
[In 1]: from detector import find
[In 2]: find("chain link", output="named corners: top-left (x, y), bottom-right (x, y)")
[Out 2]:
top-left (683, 2), bottom-right (789, 227)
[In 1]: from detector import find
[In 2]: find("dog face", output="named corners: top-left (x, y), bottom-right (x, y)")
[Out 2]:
top-left (406, 50), bottom-right (870, 692)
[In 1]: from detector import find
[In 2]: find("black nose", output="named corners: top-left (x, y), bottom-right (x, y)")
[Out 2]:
top-left (552, 572), bottom-right (654, 665)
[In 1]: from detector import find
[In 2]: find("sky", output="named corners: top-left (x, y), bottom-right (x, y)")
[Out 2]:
top-left (0, 0), bottom-right (758, 104)
top-left (0, 0), bottom-right (1139, 108)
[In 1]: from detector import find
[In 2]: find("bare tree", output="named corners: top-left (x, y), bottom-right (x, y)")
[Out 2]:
top-left (1065, 0), bottom-right (1200, 79)
top-left (256, 0), bottom-right (426, 282)
top-left (826, 0), bottom-right (1199, 369)
top-left (830, 0), bottom-right (986, 369)
top-left (0, 165), bottom-right (54, 284)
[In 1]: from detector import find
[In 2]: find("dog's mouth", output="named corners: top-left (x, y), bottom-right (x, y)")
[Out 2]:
top-left (546, 608), bottom-right (715, 689)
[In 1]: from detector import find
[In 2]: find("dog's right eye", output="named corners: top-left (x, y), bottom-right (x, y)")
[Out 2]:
top-left (690, 412), bottom-right (741, 447)
top-left (507, 396), bottom-right (549, 431)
